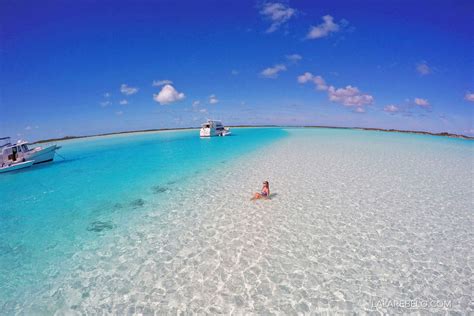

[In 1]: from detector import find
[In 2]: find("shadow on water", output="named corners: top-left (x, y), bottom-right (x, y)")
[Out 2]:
top-left (113, 203), bottom-right (123, 209)
top-left (130, 198), bottom-right (145, 208)
top-left (152, 185), bottom-right (170, 194)
top-left (19, 157), bottom-right (89, 173)
top-left (87, 220), bottom-right (116, 233)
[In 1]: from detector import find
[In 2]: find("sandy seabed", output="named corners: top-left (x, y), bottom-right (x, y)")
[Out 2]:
top-left (19, 129), bottom-right (473, 314)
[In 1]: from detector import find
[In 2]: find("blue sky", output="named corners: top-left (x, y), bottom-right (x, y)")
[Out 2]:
top-left (1, 0), bottom-right (473, 140)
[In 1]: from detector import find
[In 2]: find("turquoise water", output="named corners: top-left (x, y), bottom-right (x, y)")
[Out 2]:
top-left (1, 127), bottom-right (472, 314)
top-left (0, 128), bottom-right (287, 309)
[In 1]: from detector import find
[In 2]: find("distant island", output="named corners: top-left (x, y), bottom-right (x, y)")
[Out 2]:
top-left (352, 127), bottom-right (474, 140)
top-left (34, 125), bottom-right (473, 144)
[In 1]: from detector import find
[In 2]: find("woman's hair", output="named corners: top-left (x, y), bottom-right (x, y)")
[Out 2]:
top-left (263, 181), bottom-right (269, 188)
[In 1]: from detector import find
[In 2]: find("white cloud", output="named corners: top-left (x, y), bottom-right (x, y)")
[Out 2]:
top-left (297, 72), bottom-right (327, 90)
top-left (298, 72), bottom-right (374, 108)
top-left (100, 100), bottom-right (111, 107)
top-left (120, 84), bottom-right (138, 95)
top-left (25, 126), bottom-right (32, 130)
top-left (152, 79), bottom-right (173, 87)
top-left (328, 85), bottom-right (374, 107)
top-left (414, 97), bottom-right (430, 108)
top-left (260, 2), bottom-right (297, 33)
top-left (119, 99), bottom-right (128, 105)
top-left (192, 100), bottom-right (201, 107)
top-left (153, 84), bottom-right (185, 105)
top-left (231, 70), bottom-right (239, 75)
top-left (307, 15), bottom-right (340, 39)
top-left (209, 94), bottom-right (219, 104)
top-left (416, 62), bottom-right (432, 76)
top-left (464, 91), bottom-right (474, 102)
top-left (115, 111), bottom-right (123, 116)
top-left (286, 54), bottom-right (302, 63)
top-left (313, 76), bottom-right (328, 90)
top-left (384, 104), bottom-right (400, 113)
top-left (199, 108), bottom-right (207, 113)
top-left (297, 72), bottom-right (314, 83)
top-left (104, 92), bottom-right (111, 98)
top-left (260, 64), bottom-right (287, 78)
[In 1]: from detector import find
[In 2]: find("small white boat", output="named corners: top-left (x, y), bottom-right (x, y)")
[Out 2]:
top-left (0, 160), bottom-right (34, 173)
top-left (200, 120), bottom-right (232, 137)
top-left (1, 137), bottom-right (61, 165)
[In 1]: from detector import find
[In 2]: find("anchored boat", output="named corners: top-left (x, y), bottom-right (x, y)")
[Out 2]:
top-left (0, 160), bottom-right (34, 173)
top-left (1, 137), bottom-right (61, 166)
top-left (200, 120), bottom-right (232, 137)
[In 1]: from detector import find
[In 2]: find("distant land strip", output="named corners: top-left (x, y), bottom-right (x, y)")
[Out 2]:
top-left (34, 125), bottom-right (473, 144)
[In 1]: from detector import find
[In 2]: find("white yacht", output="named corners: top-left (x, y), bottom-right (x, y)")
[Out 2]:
top-left (0, 137), bottom-right (61, 166)
top-left (200, 120), bottom-right (231, 137)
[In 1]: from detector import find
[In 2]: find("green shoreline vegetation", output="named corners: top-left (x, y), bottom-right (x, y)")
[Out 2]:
top-left (33, 125), bottom-right (474, 144)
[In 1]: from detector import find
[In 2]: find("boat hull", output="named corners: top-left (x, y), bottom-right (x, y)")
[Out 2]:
top-left (200, 129), bottom-right (211, 137)
top-left (200, 129), bottom-right (231, 137)
top-left (27, 145), bottom-right (60, 164)
top-left (0, 160), bottom-right (34, 173)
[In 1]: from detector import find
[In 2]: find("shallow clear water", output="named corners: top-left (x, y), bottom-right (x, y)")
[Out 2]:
top-left (0, 128), bottom-right (287, 312)
top-left (1, 128), bottom-right (472, 314)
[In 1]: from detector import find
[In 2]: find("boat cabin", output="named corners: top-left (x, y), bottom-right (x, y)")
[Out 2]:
top-left (1, 138), bottom-right (31, 163)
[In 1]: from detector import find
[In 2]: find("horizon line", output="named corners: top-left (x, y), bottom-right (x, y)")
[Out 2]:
top-left (26, 125), bottom-right (473, 144)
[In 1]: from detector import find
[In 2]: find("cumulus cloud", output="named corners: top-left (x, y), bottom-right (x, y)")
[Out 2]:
top-left (153, 84), bottom-right (185, 105)
top-left (119, 99), bottom-right (128, 105)
top-left (120, 84), bottom-right (138, 95)
top-left (209, 94), bottom-right (219, 104)
top-left (307, 15), bottom-right (340, 39)
top-left (414, 97), bottom-right (430, 108)
top-left (464, 91), bottom-right (474, 102)
top-left (100, 100), bottom-right (111, 107)
top-left (416, 62), bottom-right (432, 76)
top-left (298, 72), bottom-right (374, 108)
top-left (192, 100), bottom-right (201, 107)
top-left (152, 79), bottom-right (173, 87)
top-left (104, 92), bottom-right (111, 98)
top-left (327, 85), bottom-right (374, 107)
top-left (286, 54), bottom-right (302, 63)
top-left (384, 104), bottom-right (400, 113)
top-left (260, 2), bottom-right (297, 33)
top-left (297, 72), bottom-right (314, 83)
top-left (260, 64), bottom-right (287, 78)
top-left (297, 72), bottom-right (327, 90)
top-left (313, 76), bottom-right (328, 90)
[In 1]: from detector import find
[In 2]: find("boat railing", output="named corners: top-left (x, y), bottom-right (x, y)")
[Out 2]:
top-left (0, 137), bottom-right (12, 149)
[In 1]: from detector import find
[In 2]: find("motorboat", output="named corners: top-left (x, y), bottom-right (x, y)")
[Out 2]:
top-left (0, 137), bottom-right (61, 165)
top-left (200, 120), bottom-right (232, 137)
top-left (0, 160), bottom-right (34, 173)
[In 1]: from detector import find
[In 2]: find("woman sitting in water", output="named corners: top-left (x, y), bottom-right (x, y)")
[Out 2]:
top-left (251, 181), bottom-right (270, 200)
